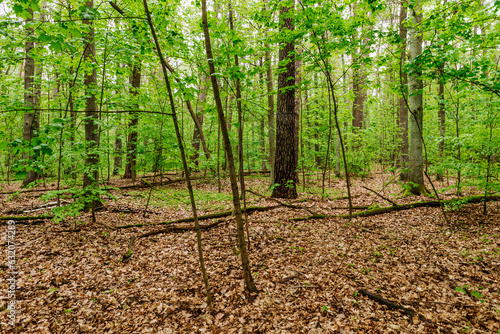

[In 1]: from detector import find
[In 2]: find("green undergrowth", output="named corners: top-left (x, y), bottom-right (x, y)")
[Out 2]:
top-left (127, 187), bottom-right (233, 211)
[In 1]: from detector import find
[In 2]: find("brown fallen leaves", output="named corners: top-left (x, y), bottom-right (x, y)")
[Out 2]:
top-left (0, 173), bottom-right (499, 333)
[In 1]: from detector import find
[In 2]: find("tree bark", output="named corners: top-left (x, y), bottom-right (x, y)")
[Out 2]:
top-left (436, 71), bottom-right (445, 181)
top-left (124, 63), bottom-right (141, 181)
top-left (82, 0), bottom-right (101, 207)
top-left (351, 4), bottom-right (366, 130)
top-left (407, 0), bottom-right (425, 195)
top-left (113, 121), bottom-right (123, 175)
top-left (272, 0), bottom-right (297, 199)
top-left (264, 0), bottom-right (276, 185)
top-left (398, 0), bottom-right (409, 181)
top-left (143, 0), bottom-right (214, 309)
top-left (191, 78), bottom-right (207, 167)
top-left (22, 9), bottom-right (39, 187)
top-left (201, 0), bottom-right (257, 293)
top-left (294, 48), bottom-right (301, 170)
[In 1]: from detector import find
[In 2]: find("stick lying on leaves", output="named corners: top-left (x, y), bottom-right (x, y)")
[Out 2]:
top-left (246, 189), bottom-right (325, 218)
top-left (122, 218), bottom-right (230, 261)
top-left (358, 289), bottom-right (430, 323)
top-left (0, 215), bottom-right (54, 223)
top-left (361, 186), bottom-right (398, 206)
top-left (113, 204), bottom-right (281, 229)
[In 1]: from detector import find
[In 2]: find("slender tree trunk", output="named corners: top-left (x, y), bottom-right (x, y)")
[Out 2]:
top-left (191, 78), bottom-right (207, 168)
top-left (143, 0), bottom-right (214, 309)
top-left (295, 48), bottom-right (301, 171)
top-left (436, 71), bottom-right (446, 181)
top-left (436, 0), bottom-right (447, 182)
top-left (398, 0), bottom-right (409, 181)
top-left (351, 4), bottom-right (366, 130)
top-left (407, 0), bottom-right (425, 195)
top-left (124, 63), bottom-right (141, 181)
top-left (201, 0), bottom-right (257, 293)
top-left (114, 123), bottom-right (122, 175)
top-left (82, 0), bottom-right (101, 208)
top-left (22, 9), bottom-right (39, 187)
top-left (264, 0), bottom-right (275, 185)
top-left (229, 3), bottom-right (251, 249)
top-left (272, 0), bottom-right (297, 199)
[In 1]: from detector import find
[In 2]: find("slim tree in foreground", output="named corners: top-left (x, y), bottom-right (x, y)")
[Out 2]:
top-left (398, 0), bottom-right (409, 181)
top-left (201, 0), bottom-right (257, 293)
top-left (142, 0), bottom-right (214, 310)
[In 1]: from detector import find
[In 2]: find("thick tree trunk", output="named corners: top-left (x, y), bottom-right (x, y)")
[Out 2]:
top-left (82, 0), bottom-right (101, 207)
top-left (201, 0), bottom-right (257, 294)
top-left (352, 65), bottom-right (366, 129)
top-left (191, 78), bottom-right (207, 167)
top-left (22, 10), bottom-right (39, 187)
top-left (272, 1), bottom-right (297, 199)
top-left (124, 63), bottom-right (141, 181)
top-left (398, 0), bottom-right (409, 181)
top-left (407, 0), bottom-right (425, 195)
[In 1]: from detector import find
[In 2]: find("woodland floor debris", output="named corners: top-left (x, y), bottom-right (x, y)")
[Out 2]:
top-left (1, 174), bottom-right (499, 333)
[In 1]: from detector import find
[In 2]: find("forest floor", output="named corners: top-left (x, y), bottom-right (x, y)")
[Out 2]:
top-left (1, 172), bottom-right (499, 333)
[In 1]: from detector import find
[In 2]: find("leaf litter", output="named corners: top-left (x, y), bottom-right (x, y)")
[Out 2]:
top-left (1, 173), bottom-right (499, 333)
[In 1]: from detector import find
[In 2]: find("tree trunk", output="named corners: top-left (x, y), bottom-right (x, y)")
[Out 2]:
top-left (264, 0), bottom-right (276, 185)
top-left (436, 71), bottom-right (445, 181)
top-left (191, 78), bottom-right (207, 167)
top-left (82, 0), bottom-right (101, 207)
top-left (113, 125), bottom-right (122, 176)
top-left (398, 0), bottom-right (409, 181)
top-left (143, 0), bottom-right (214, 310)
top-left (272, 0), bottom-right (297, 199)
top-left (22, 9), bottom-right (39, 187)
top-left (352, 65), bottom-right (365, 129)
top-left (407, 0), bottom-right (425, 195)
top-left (351, 4), bottom-right (366, 130)
top-left (124, 63), bottom-right (141, 181)
top-left (294, 48), bottom-right (301, 171)
top-left (201, 0), bottom-right (257, 293)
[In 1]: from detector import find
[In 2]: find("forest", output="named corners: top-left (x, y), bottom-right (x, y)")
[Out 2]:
top-left (0, 0), bottom-right (500, 332)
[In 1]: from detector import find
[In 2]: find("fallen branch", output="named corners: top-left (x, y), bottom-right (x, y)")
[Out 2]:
top-left (358, 289), bottom-right (429, 322)
top-left (113, 204), bottom-right (281, 229)
top-left (361, 186), bottom-right (398, 206)
top-left (53, 229), bottom-right (81, 233)
top-left (290, 195), bottom-right (500, 221)
top-left (122, 218), bottom-right (230, 260)
top-left (0, 215), bottom-right (54, 222)
top-left (339, 195), bottom-right (500, 219)
top-left (246, 189), bottom-right (320, 216)
top-left (331, 194), bottom-right (361, 200)
top-left (0, 187), bottom-right (63, 195)
top-left (112, 176), bottom-right (204, 190)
